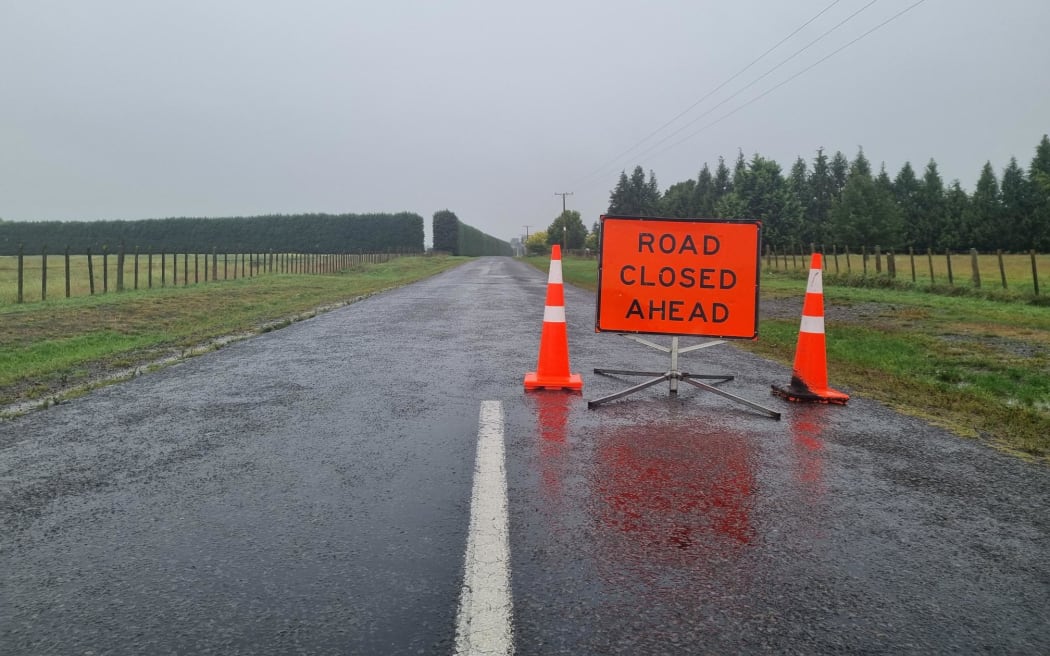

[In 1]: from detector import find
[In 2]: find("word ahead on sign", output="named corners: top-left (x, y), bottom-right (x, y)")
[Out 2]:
top-left (595, 215), bottom-right (762, 339)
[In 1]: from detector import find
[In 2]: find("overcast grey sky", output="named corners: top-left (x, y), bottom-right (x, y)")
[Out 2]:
top-left (2, 0), bottom-right (1048, 246)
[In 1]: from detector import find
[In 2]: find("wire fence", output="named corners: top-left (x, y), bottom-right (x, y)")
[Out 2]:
top-left (764, 244), bottom-right (1045, 296)
top-left (1, 244), bottom-right (399, 305)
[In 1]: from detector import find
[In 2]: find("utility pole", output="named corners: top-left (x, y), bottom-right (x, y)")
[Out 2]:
top-left (522, 225), bottom-right (531, 256)
top-left (554, 191), bottom-right (573, 213)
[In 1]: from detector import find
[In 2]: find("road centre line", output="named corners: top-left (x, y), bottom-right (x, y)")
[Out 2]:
top-left (455, 400), bottom-right (514, 655)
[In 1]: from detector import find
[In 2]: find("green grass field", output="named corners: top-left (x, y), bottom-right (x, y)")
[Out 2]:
top-left (0, 255), bottom-right (465, 411)
top-left (526, 254), bottom-right (1050, 460)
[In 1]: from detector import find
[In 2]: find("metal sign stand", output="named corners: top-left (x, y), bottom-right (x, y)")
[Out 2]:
top-left (588, 334), bottom-right (781, 419)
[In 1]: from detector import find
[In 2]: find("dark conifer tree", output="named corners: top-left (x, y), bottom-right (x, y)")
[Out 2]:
top-left (1028, 134), bottom-right (1050, 250)
top-left (808, 148), bottom-right (834, 246)
top-left (893, 162), bottom-right (923, 247)
top-left (830, 152), bottom-right (901, 249)
top-left (660, 180), bottom-right (696, 217)
top-left (918, 159), bottom-right (947, 249)
top-left (966, 162), bottom-right (1001, 250)
top-left (694, 163), bottom-right (715, 216)
top-left (943, 180), bottom-right (970, 250)
top-left (713, 156), bottom-right (733, 203)
top-left (731, 150), bottom-right (748, 189)
top-left (607, 171), bottom-right (631, 215)
top-left (830, 150), bottom-right (850, 197)
top-left (788, 157), bottom-right (814, 244)
top-left (1001, 157), bottom-right (1033, 251)
top-left (607, 166), bottom-right (661, 216)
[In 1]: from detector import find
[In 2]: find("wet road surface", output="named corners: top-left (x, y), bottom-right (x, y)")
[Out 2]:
top-left (2, 257), bottom-right (1049, 654)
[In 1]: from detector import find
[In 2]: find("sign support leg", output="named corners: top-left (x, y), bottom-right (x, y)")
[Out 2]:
top-left (669, 336), bottom-right (679, 396)
top-left (588, 335), bottom-right (780, 419)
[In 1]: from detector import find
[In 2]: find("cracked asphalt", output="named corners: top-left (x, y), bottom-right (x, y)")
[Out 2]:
top-left (2, 257), bottom-right (1048, 654)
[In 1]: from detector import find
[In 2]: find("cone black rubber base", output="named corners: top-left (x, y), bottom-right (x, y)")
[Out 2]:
top-left (771, 384), bottom-right (849, 405)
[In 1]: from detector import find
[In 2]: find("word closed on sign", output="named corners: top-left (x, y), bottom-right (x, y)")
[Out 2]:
top-left (595, 215), bottom-right (762, 339)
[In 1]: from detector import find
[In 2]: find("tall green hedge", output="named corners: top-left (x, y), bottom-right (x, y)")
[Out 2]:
top-left (0, 213), bottom-right (425, 254)
top-left (431, 210), bottom-right (512, 256)
top-left (432, 210), bottom-right (459, 253)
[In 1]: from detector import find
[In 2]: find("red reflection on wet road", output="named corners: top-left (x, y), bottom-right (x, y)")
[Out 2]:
top-left (594, 423), bottom-right (757, 555)
top-left (790, 408), bottom-right (829, 497)
top-left (531, 391), bottom-right (574, 504)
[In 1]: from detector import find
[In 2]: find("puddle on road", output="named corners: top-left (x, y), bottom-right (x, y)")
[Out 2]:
top-left (520, 395), bottom-right (836, 577)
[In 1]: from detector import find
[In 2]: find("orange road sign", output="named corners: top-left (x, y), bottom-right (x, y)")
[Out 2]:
top-left (595, 215), bottom-right (762, 338)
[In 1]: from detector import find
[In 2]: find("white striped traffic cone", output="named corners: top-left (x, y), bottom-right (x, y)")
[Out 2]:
top-left (524, 245), bottom-right (583, 391)
top-left (772, 253), bottom-right (849, 404)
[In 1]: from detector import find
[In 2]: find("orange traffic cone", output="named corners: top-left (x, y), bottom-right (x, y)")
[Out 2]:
top-left (772, 253), bottom-right (849, 404)
top-left (525, 245), bottom-right (583, 391)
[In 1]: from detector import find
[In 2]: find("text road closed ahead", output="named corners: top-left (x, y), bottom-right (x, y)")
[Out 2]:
top-left (595, 216), bottom-right (761, 339)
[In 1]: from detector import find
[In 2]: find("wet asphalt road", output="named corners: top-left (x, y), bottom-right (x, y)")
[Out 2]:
top-left (2, 256), bottom-right (1049, 655)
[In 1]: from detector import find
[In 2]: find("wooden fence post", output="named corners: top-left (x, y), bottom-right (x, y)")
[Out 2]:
top-left (117, 242), bottom-right (125, 292)
top-left (997, 249), bottom-right (1007, 289)
top-left (134, 246), bottom-right (140, 290)
top-left (65, 246), bottom-right (71, 298)
top-left (41, 244), bottom-right (48, 301)
top-left (888, 249), bottom-right (896, 278)
top-left (1032, 250), bottom-right (1041, 296)
top-left (148, 248), bottom-right (153, 289)
top-left (844, 245), bottom-right (851, 274)
top-left (103, 246), bottom-right (109, 294)
top-left (927, 248), bottom-right (935, 283)
top-left (195, 253), bottom-right (200, 284)
top-left (832, 245), bottom-right (839, 274)
top-left (213, 248), bottom-right (218, 281)
top-left (945, 249), bottom-right (954, 286)
top-left (970, 248), bottom-right (981, 288)
top-left (874, 245), bottom-right (882, 274)
top-left (862, 245), bottom-right (868, 277)
top-left (17, 243), bottom-right (25, 304)
top-left (183, 252), bottom-right (189, 286)
top-left (88, 248), bottom-right (96, 294)
top-left (909, 247), bottom-right (916, 282)
top-left (161, 252), bottom-right (166, 287)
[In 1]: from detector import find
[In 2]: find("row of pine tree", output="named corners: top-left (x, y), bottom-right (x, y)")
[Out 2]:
top-left (607, 134), bottom-right (1050, 252)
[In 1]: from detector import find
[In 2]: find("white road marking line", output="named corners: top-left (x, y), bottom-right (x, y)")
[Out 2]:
top-left (455, 400), bottom-right (514, 656)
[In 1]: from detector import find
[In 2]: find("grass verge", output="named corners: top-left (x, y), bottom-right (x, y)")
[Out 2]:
top-left (1, 256), bottom-right (465, 414)
top-left (523, 255), bottom-right (1050, 460)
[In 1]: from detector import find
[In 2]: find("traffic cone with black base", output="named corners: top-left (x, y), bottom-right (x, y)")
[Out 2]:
top-left (772, 253), bottom-right (849, 404)
top-left (525, 245), bottom-right (583, 391)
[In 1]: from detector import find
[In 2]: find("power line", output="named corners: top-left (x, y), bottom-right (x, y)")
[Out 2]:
top-left (647, 0), bottom-right (930, 162)
top-left (586, 0), bottom-right (880, 186)
top-left (572, 0), bottom-right (846, 188)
